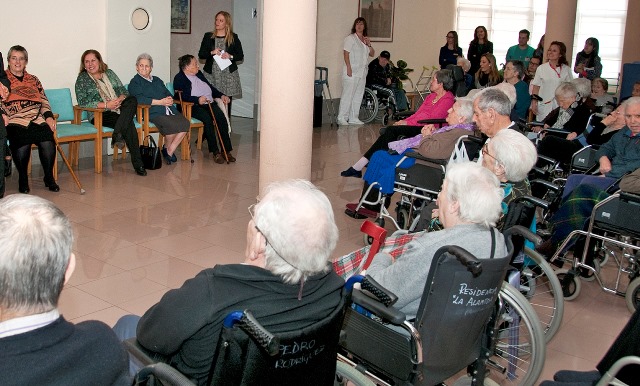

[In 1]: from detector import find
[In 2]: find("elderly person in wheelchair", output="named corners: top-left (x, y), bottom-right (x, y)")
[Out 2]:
top-left (113, 180), bottom-right (344, 385)
top-left (366, 50), bottom-right (408, 112)
top-left (341, 69), bottom-right (455, 178)
top-left (365, 162), bottom-right (507, 319)
top-left (346, 97), bottom-right (480, 218)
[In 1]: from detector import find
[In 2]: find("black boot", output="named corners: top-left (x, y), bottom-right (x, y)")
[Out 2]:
top-left (18, 174), bottom-right (29, 194)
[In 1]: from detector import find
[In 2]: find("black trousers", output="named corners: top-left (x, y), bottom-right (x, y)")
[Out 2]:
top-left (6, 122), bottom-right (56, 189)
top-left (100, 96), bottom-right (143, 169)
top-left (363, 125), bottom-right (422, 160)
top-left (191, 103), bottom-right (232, 154)
top-left (0, 119), bottom-right (6, 197)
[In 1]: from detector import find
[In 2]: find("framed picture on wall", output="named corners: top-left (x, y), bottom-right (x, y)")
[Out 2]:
top-left (171, 0), bottom-right (191, 34)
top-left (358, 0), bottom-right (395, 42)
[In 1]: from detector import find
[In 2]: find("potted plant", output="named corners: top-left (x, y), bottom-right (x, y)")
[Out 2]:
top-left (389, 60), bottom-right (414, 90)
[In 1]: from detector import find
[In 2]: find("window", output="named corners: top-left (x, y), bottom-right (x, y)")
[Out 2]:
top-left (456, 0), bottom-right (548, 68)
top-left (573, 0), bottom-right (627, 86)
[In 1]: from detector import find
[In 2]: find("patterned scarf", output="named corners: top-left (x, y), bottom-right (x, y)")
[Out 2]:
top-left (89, 72), bottom-right (120, 114)
top-left (552, 107), bottom-right (574, 129)
top-left (388, 122), bottom-right (476, 154)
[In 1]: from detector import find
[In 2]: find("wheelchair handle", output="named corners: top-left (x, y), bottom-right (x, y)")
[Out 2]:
top-left (224, 310), bottom-right (280, 356)
top-left (503, 225), bottom-right (542, 247)
top-left (361, 275), bottom-right (399, 307)
top-left (434, 245), bottom-right (483, 277)
top-left (514, 195), bottom-right (550, 211)
top-left (531, 178), bottom-right (562, 193)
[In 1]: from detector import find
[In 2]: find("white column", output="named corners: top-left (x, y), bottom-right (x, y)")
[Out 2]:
top-left (258, 0), bottom-right (317, 193)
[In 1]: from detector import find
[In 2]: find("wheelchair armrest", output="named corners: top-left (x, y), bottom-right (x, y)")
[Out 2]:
top-left (542, 128), bottom-right (570, 136)
top-left (394, 110), bottom-right (414, 119)
top-left (620, 192), bottom-right (640, 203)
top-left (135, 363), bottom-right (195, 386)
top-left (503, 225), bottom-right (542, 247)
top-left (361, 275), bottom-right (398, 306)
top-left (528, 121), bottom-right (544, 127)
top-left (515, 194), bottom-right (550, 211)
top-left (416, 118), bottom-right (447, 126)
top-left (352, 290), bottom-right (407, 325)
top-left (531, 178), bottom-right (562, 193)
top-left (537, 154), bottom-right (558, 166)
top-left (404, 151), bottom-right (447, 165)
top-left (123, 338), bottom-right (169, 367)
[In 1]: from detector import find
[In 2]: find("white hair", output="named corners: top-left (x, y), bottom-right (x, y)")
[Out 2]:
top-left (0, 195), bottom-right (73, 314)
top-left (136, 53), bottom-right (153, 67)
top-left (254, 180), bottom-right (338, 284)
top-left (475, 88), bottom-right (512, 116)
top-left (571, 78), bottom-right (591, 99)
top-left (490, 129), bottom-right (537, 182)
top-left (455, 97), bottom-right (474, 122)
top-left (457, 57), bottom-right (471, 72)
top-left (492, 82), bottom-right (517, 109)
top-left (624, 96), bottom-right (640, 111)
top-left (445, 162), bottom-right (503, 228)
top-left (554, 82), bottom-right (578, 100)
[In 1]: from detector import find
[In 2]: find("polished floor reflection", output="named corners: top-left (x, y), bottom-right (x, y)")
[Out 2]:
top-left (9, 117), bottom-right (632, 383)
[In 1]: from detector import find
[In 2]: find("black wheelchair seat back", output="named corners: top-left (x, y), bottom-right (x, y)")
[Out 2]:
top-left (208, 298), bottom-right (346, 386)
top-left (445, 64), bottom-right (469, 97)
top-left (413, 244), bottom-right (511, 385)
top-left (395, 156), bottom-right (445, 194)
top-left (339, 241), bottom-right (512, 385)
top-left (593, 192), bottom-right (640, 237)
top-left (571, 146), bottom-right (599, 173)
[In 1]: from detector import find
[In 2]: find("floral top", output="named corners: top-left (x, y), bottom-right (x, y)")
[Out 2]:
top-left (75, 69), bottom-right (128, 121)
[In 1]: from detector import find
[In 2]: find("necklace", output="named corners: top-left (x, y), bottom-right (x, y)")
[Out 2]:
top-left (432, 93), bottom-right (443, 105)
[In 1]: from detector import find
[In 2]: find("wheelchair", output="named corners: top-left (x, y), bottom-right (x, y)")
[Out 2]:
top-left (125, 278), bottom-right (355, 386)
top-left (359, 85), bottom-right (408, 125)
top-left (335, 226), bottom-right (546, 386)
top-left (351, 135), bottom-right (483, 245)
top-left (550, 191), bottom-right (640, 312)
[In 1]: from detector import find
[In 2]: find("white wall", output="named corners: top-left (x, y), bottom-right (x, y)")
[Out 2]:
top-left (0, 0), bottom-right (171, 99)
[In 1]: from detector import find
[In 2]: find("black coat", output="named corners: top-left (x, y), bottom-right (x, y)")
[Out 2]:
top-left (198, 32), bottom-right (244, 74)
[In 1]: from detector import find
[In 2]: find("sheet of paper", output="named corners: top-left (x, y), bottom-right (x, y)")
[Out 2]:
top-left (214, 55), bottom-right (232, 71)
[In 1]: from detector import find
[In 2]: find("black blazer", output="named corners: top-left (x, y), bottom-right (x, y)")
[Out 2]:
top-left (198, 32), bottom-right (244, 74)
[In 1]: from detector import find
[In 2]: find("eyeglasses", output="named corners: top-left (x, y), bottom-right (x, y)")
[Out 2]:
top-left (248, 203), bottom-right (299, 271)
top-left (446, 35), bottom-right (455, 39)
top-left (481, 144), bottom-right (502, 165)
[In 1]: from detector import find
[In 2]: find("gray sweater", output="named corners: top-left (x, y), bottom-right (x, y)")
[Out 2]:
top-left (367, 224), bottom-right (507, 319)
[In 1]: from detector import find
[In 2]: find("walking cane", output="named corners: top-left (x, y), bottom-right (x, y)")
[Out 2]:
top-left (54, 135), bottom-right (86, 194)
top-left (174, 90), bottom-right (195, 163)
top-left (206, 101), bottom-right (229, 164)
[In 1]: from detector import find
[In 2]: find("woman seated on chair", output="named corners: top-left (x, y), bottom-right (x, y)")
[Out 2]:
top-left (535, 82), bottom-right (593, 162)
top-left (341, 69), bottom-right (455, 178)
top-left (591, 77), bottom-right (616, 114)
top-left (75, 49), bottom-right (146, 176)
top-left (2, 45), bottom-right (59, 193)
top-left (128, 53), bottom-right (189, 165)
top-left (473, 53), bottom-right (502, 90)
top-left (345, 97), bottom-right (480, 218)
top-left (366, 162), bottom-right (507, 320)
top-left (173, 54), bottom-right (234, 164)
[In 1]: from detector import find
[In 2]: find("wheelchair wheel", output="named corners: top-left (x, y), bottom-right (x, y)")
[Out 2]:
top-left (556, 269), bottom-right (582, 301)
top-left (396, 207), bottom-right (410, 230)
top-left (486, 283), bottom-right (546, 386)
top-left (382, 112), bottom-right (389, 126)
top-left (363, 218), bottom-right (385, 246)
top-left (625, 277), bottom-right (640, 313)
top-left (335, 361), bottom-right (375, 386)
top-left (521, 247), bottom-right (564, 342)
top-left (359, 88), bottom-right (378, 124)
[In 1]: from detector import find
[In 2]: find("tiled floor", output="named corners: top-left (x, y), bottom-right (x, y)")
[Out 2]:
top-left (12, 117), bottom-right (633, 383)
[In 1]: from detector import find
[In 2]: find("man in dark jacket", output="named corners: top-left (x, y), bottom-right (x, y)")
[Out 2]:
top-left (366, 50), bottom-right (408, 111)
top-left (113, 180), bottom-right (345, 385)
top-left (0, 195), bottom-right (130, 386)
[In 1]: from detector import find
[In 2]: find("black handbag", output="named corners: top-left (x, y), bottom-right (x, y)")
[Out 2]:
top-left (140, 135), bottom-right (162, 170)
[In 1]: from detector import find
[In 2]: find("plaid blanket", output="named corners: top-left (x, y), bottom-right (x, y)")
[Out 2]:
top-left (332, 231), bottom-right (423, 279)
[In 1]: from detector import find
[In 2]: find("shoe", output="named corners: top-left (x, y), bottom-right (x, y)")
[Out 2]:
top-left (337, 118), bottom-right (349, 126)
top-left (111, 134), bottom-right (125, 150)
top-left (19, 177), bottom-right (30, 194)
top-left (225, 152), bottom-right (236, 162)
top-left (44, 179), bottom-right (60, 192)
top-left (170, 153), bottom-right (177, 162)
top-left (135, 166), bottom-right (147, 176)
top-left (349, 119), bottom-right (364, 125)
top-left (213, 153), bottom-right (225, 164)
top-left (162, 146), bottom-right (172, 165)
top-left (340, 167), bottom-right (362, 178)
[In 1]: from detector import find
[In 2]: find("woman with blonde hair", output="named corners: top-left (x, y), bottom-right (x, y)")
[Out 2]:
top-left (474, 53), bottom-right (502, 89)
top-left (198, 11), bottom-right (244, 112)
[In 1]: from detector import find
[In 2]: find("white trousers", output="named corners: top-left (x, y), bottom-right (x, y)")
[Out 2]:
top-left (338, 75), bottom-right (366, 122)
